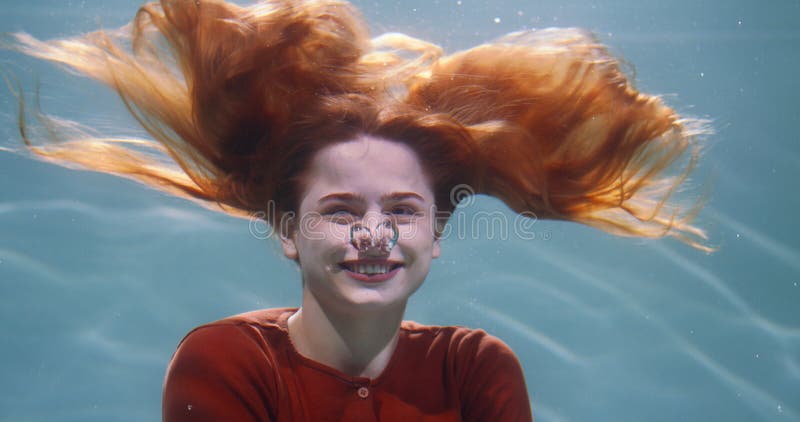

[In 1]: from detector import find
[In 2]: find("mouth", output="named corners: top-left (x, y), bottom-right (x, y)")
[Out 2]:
top-left (338, 260), bottom-right (404, 276)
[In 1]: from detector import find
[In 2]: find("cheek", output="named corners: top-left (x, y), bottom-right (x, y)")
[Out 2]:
top-left (294, 236), bottom-right (343, 273)
top-left (400, 244), bottom-right (434, 290)
top-left (398, 217), bottom-right (438, 252)
top-left (297, 219), bottom-right (351, 252)
top-left (399, 236), bottom-right (437, 266)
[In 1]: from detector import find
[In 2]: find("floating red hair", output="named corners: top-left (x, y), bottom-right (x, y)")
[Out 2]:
top-left (7, 0), bottom-right (711, 250)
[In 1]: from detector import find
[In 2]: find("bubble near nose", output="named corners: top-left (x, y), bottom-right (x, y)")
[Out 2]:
top-left (350, 224), bottom-right (373, 251)
top-left (374, 220), bottom-right (398, 252)
top-left (350, 219), bottom-right (399, 254)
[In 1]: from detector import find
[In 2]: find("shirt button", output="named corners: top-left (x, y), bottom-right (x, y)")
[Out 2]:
top-left (357, 386), bottom-right (370, 399)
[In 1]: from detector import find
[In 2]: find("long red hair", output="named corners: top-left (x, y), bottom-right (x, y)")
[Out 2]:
top-left (8, 0), bottom-right (711, 250)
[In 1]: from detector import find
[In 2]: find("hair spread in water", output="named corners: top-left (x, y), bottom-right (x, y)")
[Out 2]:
top-left (7, 0), bottom-right (711, 250)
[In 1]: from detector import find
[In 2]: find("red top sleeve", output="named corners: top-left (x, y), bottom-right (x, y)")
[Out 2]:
top-left (162, 323), bottom-right (277, 422)
top-left (457, 330), bottom-right (533, 422)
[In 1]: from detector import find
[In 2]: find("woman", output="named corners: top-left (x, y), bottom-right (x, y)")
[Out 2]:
top-left (7, 0), bottom-right (710, 420)
top-left (161, 133), bottom-right (535, 421)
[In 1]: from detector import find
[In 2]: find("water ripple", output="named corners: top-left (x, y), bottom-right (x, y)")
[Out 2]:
top-left (459, 299), bottom-right (587, 366)
top-left (674, 335), bottom-right (799, 421)
top-left (79, 328), bottom-right (162, 367)
top-left (651, 243), bottom-right (800, 341)
top-left (513, 240), bottom-right (797, 418)
top-left (711, 208), bottom-right (800, 273)
top-left (530, 402), bottom-right (571, 422)
top-left (0, 198), bottom-right (234, 233)
top-left (0, 248), bottom-right (68, 286)
top-left (448, 268), bottom-right (607, 320)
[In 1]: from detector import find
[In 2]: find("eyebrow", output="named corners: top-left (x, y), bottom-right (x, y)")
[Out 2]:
top-left (318, 192), bottom-right (425, 204)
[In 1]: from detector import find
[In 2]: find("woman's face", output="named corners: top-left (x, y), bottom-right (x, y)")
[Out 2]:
top-left (280, 136), bottom-right (440, 314)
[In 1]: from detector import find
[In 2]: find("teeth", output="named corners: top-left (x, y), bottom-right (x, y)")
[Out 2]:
top-left (352, 264), bottom-right (389, 275)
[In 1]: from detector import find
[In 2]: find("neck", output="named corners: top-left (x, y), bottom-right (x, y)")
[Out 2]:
top-left (287, 292), bottom-right (406, 379)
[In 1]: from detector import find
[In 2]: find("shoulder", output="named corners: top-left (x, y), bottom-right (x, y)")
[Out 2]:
top-left (402, 322), bottom-right (532, 421)
top-left (178, 307), bottom-right (295, 343)
top-left (164, 308), bottom-right (294, 398)
top-left (400, 319), bottom-right (531, 419)
top-left (401, 319), bottom-right (516, 359)
top-left (169, 307), bottom-right (295, 369)
top-left (204, 306), bottom-right (296, 331)
top-left (164, 309), bottom-right (293, 421)
top-left (400, 319), bottom-right (522, 385)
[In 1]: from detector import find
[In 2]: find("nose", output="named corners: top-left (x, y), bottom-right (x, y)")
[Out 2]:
top-left (350, 215), bottom-right (398, 255)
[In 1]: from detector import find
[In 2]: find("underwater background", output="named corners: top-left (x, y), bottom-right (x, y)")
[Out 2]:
top-left (1, 0), bottom-right (798, 421)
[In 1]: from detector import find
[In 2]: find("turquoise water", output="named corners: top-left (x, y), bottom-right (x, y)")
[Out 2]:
top-left (1, 1), bottom-right (798, 421)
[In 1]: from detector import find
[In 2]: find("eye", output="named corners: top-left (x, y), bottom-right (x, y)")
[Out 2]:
top-left (389, 205), bottom-right (417, 216)
top-left (322, 206), bottom-right (357, 224)
top-left (387, 205), bottom-right (423, 223)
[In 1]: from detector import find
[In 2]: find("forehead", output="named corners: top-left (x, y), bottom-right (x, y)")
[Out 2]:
top-left (304, 136), bottom-right (433, 200)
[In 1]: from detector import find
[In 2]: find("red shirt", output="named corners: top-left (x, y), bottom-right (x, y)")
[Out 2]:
top-left (163, 307), bottom-right (533, 421)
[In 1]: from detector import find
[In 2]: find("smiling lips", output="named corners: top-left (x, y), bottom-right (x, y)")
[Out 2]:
top-left (339, 260), bottom-right (403, 282)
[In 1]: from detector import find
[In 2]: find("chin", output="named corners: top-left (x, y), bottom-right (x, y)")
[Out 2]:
top-left (339, 286), bottom-right (416, 312)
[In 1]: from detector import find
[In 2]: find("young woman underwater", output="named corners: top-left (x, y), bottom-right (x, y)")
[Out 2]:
top-left (7, 0), bottom-right (711, 420)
